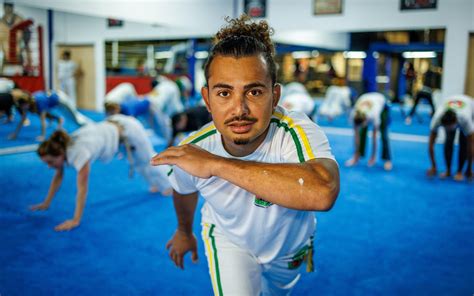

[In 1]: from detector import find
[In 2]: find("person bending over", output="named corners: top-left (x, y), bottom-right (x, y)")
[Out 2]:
top-left (427, 94), bottom-right (473, 181)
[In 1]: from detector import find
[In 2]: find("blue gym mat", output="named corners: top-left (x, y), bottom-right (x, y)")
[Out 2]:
top-left (0, 104), bottom-right (472, 295)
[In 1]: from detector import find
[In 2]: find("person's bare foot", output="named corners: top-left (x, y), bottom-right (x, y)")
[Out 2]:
top-left (383, 161), bottom-right (393, 171)
top-left (368, 157), bottom-right (376, 167)
top-left (149, 186), bottom-right (160, 193)
top-left (453, 172), bottom-right (465, 182)
top-left (405, 117), bottom-right (412, 125)
top-left (426, 167), bottom-right (437, 177)
top-left (439, 171), bottom-right (451, 179)
top-left (345, 157), bottom-right (359, 167)
top-left (162, 188), bottom-right (173, 196)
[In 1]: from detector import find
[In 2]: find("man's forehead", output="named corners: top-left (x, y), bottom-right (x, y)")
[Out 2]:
top-left (207, 55), bottom-right (271, 87)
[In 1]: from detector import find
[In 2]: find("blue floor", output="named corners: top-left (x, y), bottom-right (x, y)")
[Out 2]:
top-left (0, 104), bottom-right (472, 295)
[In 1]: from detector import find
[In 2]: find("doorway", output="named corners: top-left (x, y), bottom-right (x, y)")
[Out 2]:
top-left (465, 33), bottom-right (474, 97)
top-left (56, 44), bottom-right (96, 110)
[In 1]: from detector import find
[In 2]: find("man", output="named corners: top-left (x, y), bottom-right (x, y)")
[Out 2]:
top-left (345, 92), bottom-right (393, 171)
top-left (57, 50), bottom-right (79, 107)
top-left (151, 15), bottom-right (340, 295)
top-left (427, 94), bottom-right (473, 181)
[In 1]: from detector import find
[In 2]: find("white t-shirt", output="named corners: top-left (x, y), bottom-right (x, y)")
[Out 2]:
top-left (168, 106), bottom-right (336, 263)
top-left (105, 82), bottom-right (138, 104)
top-left (57, 60), bottom-right (77, 80)
top-left (107, 114), bottom-right (155, 162)
top-left (66, 122), bottom-right (119, 171)
top-left (148, 76), bottom-right (183, 117)
top-left (430, 94), bottom-right (474, 135)
top-left (318, 86), bottom-right (351, 117)
top-left (351, 92), bottom-right (386, 128)
top-left (0, 78), bottom-right (14, 92)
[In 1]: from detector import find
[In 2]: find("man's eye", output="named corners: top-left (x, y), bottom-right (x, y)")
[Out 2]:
top-left (248, 89), bottom-right (262, 96)
top-left (218, 91), bottom-right (230, 97)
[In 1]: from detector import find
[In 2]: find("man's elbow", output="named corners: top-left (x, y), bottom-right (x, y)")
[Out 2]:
top-left (310, 181), bottom-right (340, 211)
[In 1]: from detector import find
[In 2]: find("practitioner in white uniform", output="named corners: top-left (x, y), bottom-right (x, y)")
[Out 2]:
top-left (105, 81), bottom-right (176, 142)
top-left (57, 50), bottom-right (78, 108)
top-left (427, 94), bottom-right (474, 181)
top-left (31, 122), bottom-right (119, 231)
top-left (279, 81), bottom-right (314, 116)
top-left (107, 113), bottom-right (172, 194)
top-left (148, 75), bottom-right (184, 118)
top-left (317, 79), bottom-right (352, 121)
top-left (345, 92), bottom-right (393, 171)
top-left (151, 15), bottom-right (340, 296)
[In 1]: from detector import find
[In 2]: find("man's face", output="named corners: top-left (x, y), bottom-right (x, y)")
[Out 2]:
top-left (202, 54), bottom-right (280, 156)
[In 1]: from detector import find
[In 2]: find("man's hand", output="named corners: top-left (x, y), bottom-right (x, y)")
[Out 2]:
top-left (166, 230), bottom-right (198, 269)
top-left (151, 144), bottom-right (220, 179)
top-left (54, 219), bottom-right (80, 231)
top-left (30, 202), bottom-right (50, 211)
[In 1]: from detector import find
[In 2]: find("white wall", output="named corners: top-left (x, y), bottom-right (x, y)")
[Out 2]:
top-left (0, 4), bottom-right (49, 85)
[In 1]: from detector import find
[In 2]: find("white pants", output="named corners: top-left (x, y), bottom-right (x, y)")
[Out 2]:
top-left (59, 77), bottom-right (76, 108)
top-left (201, 223), bottom-right (312, 296)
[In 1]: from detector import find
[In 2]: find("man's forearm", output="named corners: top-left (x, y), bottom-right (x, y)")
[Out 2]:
top-left (173, 192), bottom-right (198, 234)
top-left (212, 158), bottom-right (339, 211)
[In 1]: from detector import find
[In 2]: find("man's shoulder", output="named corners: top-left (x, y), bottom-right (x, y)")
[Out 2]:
top-left (178, 122), bottom-right (217, 146)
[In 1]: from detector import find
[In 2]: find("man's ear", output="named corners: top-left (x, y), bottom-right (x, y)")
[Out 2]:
top-left (272, 83), bottom-right (281, 108)
top-left (201, 86), bottom-right (211, 112)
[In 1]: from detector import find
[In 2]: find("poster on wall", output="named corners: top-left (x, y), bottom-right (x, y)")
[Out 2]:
top-left (313, 0), bottom-right (343, 15)
top-left (107, 18), bottom-right (124, 28)
top-left (244, 0), bottom-right (266, 18)
top-left (400, 0), bottom-right (437, 10)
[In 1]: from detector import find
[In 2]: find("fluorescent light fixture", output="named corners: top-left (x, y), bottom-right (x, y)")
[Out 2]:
top-left (376, 75), bottom-right (390, 83)
top-left (155, 51), bottom-right (173, 59)
top-left (402, 51), bottom-right (437, 59)
top-left (292, 51), bottom-right (311, 59)
top-left (343, 51), bottom-right (367, 59)
top-left (195, 51), bottom-right (209, 59)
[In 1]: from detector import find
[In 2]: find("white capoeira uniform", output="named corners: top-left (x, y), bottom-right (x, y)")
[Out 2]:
top-left (279, 82), bottom-right (315, 116)
top-left (108, 114), bottom-right (171, 193)
top-left (169, 106), bottom-right (336, 295)
top-left (430, 95), bottom-right (474, 135)
top-left (66, 122), bottom-right (119, 171)
top-left (318, 85), bottom-right (352, 119)
top-left (104, 82), bottom-right (138, 104)
top-left (350, 92), bottom-right (386, 127)
top-left (148, 76), bottom-right (184, 141)
top-left (0, 78), bottom-right (14, 93)
top-left (148, 76), bottom-right (184, 118)
top-left (57, 59), bottom-right (78, 108)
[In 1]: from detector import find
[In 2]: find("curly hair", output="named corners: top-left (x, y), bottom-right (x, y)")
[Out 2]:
top-left (204, 14), bottom-right (277, 85)
top-left (37, 130), bottom-right (71, 157)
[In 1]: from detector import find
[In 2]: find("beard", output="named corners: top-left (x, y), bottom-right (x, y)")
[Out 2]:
top-left (233, 137), bottom-right (250, 145)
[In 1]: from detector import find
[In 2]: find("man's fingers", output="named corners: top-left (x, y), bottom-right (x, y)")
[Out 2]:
top-left (191, 249), bottom-right (198, 263)
top-left (166, 240), bottom-right (172, 250)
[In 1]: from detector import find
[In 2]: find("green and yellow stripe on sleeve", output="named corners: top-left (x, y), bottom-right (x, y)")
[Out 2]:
top-left (272, 112), bottom-right (315, 163)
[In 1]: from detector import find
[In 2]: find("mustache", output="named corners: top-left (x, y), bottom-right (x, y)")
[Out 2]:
top-left (224, 115), bottom-right (258, 125)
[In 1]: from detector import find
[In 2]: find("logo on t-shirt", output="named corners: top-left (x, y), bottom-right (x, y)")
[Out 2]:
top-left (446, 100), bottom-right (466, 110)
top-left (254, 196), bottom-right (273, 208)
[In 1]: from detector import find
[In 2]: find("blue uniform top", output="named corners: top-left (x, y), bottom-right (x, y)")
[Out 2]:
top-left (120, 97), bottom-right (150, 117)
top-left (33, 91), bottom-right (60, 113)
